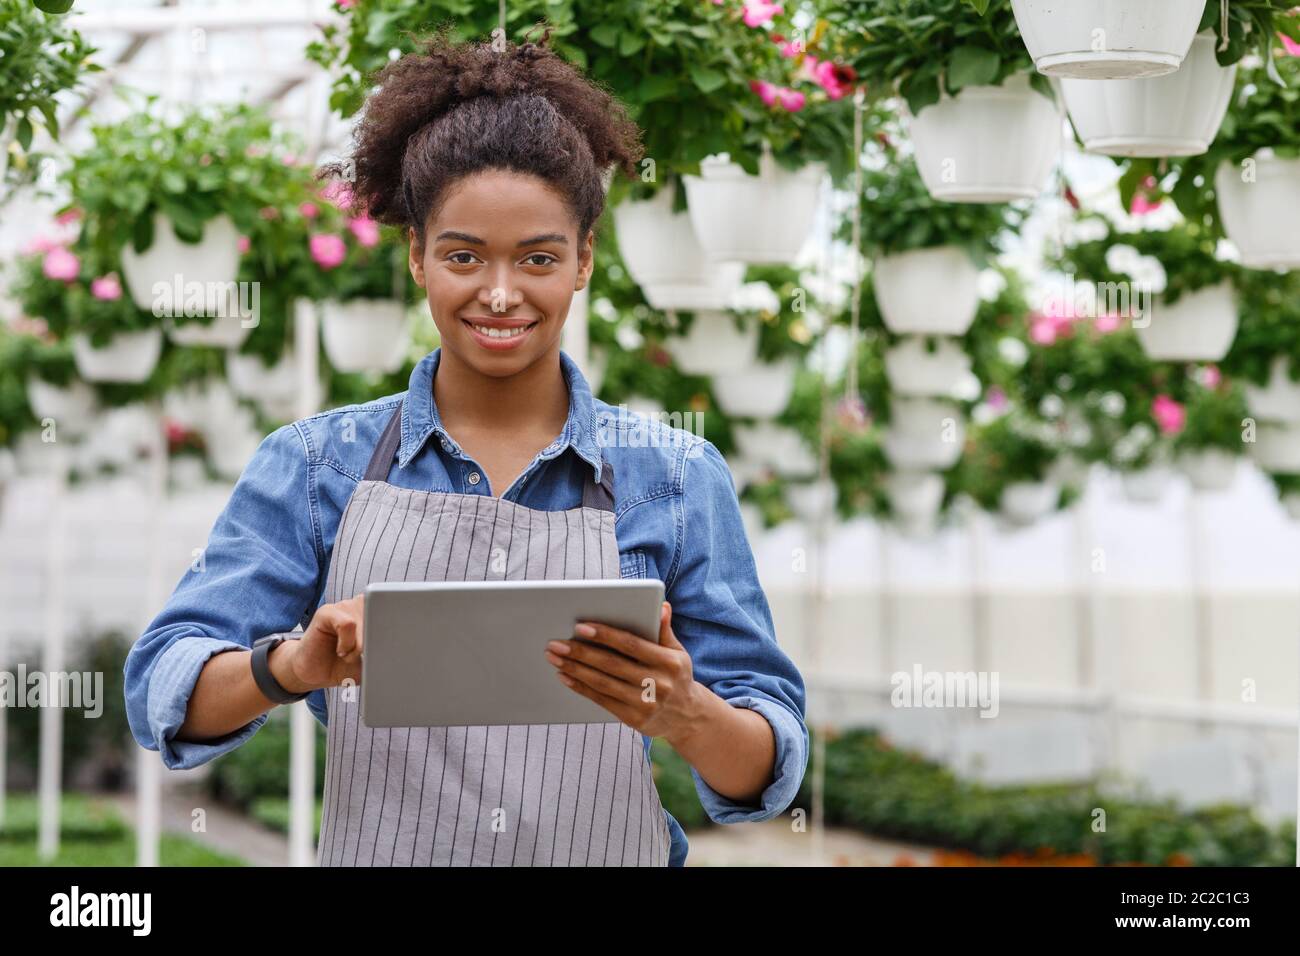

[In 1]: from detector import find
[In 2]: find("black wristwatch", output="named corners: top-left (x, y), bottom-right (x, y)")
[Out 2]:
top-left (251, 634), bottom-right (311, 704)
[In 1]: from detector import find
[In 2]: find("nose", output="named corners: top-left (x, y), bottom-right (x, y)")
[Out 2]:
top-left (478, 266), bottom-right (525, 314)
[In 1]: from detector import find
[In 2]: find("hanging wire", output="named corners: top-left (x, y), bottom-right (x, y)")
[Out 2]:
top-left (500, 0), bottom-right (507, 36)
top-left (1218, 0), bottom-right (1230, 53)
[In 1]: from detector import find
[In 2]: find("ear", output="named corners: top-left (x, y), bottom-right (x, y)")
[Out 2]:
top-left (408, 227), bottom-right (426, 288)
top-left (575, 228), bottom-right (595, 292)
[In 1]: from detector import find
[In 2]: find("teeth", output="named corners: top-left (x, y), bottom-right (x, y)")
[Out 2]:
top-left (471, 323), bottom-right (532, 339)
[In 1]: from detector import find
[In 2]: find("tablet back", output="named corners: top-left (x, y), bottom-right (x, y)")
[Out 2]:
top-left (360, 579), bottom-right (665, 727)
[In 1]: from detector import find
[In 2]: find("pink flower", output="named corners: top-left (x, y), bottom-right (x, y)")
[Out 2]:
top-left (1130, 191), bottom-right (1162, 216)
top-left (835, 394), bottom-right (869, 431)
top-left (336, 0), bottom-right (355, 8)
top-left (42, 247), bottom-right (80, 282)
top-left (21, 235), bottom-right (60, 255)
top-left (55, 208), bottom-right (82, 225)
top-left (1029, 312), bottom-right (1067, 345)
top-left (1152, 394), bottom-right (1186, 435)
top-left (1280, 32), bottom-right (1300, 57)
top-left (1203, 364), bottom-right (1222, 389)
top-left (237, 235), bottom-right (251, 255)
top-left (1094, 311), bottom-right (1123, 334)
top-left (742, 1), bottom-right (782, 28)
top-left (750, 79), bottom-right (779, 107)
top-left (811, 59), bottom-right (857, 100)
top-left (299, 201), bottom-right (320, 219)
top-left (776, 36), bottom-right (803, 58)
top-left (309, 233), bottom-right (347, 269)
top-left (91, 273), bottom-right (122, 301)
top-left (321, 179), bottom-right (354, 211)
top-left (347, 215), bottom-right (380, 247)
top-left (985, 386), bottom-right (1008, 411)
top-left (281, 153), bottom-right (299, 167)
top-left (776, 87), bottom-right (806, 111)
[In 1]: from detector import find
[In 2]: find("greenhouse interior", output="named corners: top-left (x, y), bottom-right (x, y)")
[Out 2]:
top-left (1, 0), bottom-right (1299, 874)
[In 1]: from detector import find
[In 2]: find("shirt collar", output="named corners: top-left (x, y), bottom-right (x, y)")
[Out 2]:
top-left (398, 347), bottom-right (604, 483)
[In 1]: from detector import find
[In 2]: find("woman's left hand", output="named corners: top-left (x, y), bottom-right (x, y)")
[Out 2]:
top-left (544, 601), bottom-right (705, 745)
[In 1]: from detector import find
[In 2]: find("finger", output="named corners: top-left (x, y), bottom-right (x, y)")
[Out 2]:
top-left (557, 671), bottom-right (641, 726)
top-left (547, 639), bottom-right (647, 684)
top-left (553, 656), bottom-right (644, 705)
top-left (575, 619), bottom-right (672, 666)
top-left (656, 602), bottom-right (685, 651)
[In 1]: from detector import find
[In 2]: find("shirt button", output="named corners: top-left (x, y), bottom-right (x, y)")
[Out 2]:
top-left (467, 472), bottom-right (481, 485)
top-left (441, 439), bottom-right (452, 451)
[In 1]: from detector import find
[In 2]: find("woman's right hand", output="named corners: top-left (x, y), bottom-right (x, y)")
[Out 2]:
top-left (286, 594), bottom-right (366, 692)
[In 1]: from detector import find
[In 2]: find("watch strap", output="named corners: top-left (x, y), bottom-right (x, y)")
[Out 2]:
top-left (251, 634), bottom-right (311, 704)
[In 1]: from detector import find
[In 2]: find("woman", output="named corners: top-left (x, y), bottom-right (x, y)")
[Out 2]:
top-left (124, 30), bottom-right (807, 867)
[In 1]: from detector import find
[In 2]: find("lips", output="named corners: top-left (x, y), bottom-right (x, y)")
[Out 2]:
top-left (461, 317), bottom-right (540, 350)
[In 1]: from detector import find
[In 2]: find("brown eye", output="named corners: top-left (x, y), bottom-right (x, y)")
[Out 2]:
top-left (524, 253), bottom-right (556, 266)
top-left (448, 252), bottom-right (477, 265)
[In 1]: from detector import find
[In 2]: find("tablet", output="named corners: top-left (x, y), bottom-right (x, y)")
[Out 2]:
top-left (360, 578), bottom-right (666, 727)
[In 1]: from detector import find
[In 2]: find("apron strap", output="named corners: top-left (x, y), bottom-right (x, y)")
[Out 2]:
top-left (363, 400), bottom-right (405, 482)
top-left (362, 396), bottom-right (616, 512)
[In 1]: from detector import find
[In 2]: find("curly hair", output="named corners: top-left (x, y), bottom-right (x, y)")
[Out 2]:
top-left (320, 25), bottom-right (644, 246)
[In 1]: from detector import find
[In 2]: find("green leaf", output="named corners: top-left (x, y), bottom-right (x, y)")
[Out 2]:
top-left (619, 31), bottom-right (645, 56)
top-left (589, 24), bottom-right (619, 49)
top-left (35, 0), bottom-right (76, 13)
top-left (15, 117), bottom-right (33, 152)
top-left (963, 0), bottom-right (990, 14)
top-left (638, 75), bottom-right (677, 104)
top-left (689, 65), bottom-right (726, 94)
top-left (947, 45), bottom-right (1000, 91)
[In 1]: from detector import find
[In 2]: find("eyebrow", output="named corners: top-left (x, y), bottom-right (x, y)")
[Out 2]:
top-left (434, 230), bottom-right (569, 247)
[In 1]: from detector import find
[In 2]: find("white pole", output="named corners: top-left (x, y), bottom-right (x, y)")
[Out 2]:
top-left (136, 400), bottom-right (169, 867)
top-left (288, 298), bottom-right (320, 866)
top-left (562, 285), bottom-right (591, 376)
top-left (37, 441), bottom-right (68, 860)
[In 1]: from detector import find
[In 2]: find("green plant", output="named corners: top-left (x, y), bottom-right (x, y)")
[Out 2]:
top-left (9, 243), bottom-right (158, 344)
top-left (954, 409), bottom-right (1061, 511)
top-left (1222, 267), bottom-right (1300, 387)
top-left (1175, 372), bottom-right (1251, 454)
top-left (63, 99), bottom-right (305, 268)
top-left (1201, 1), bottom-right (1300, 77)
top-left (0, 0), bottom-right (98, 181)
top-left (820, 0), bottom-right (1052, 116)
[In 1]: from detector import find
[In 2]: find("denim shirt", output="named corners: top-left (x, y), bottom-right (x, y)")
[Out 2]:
top-left (124, 347), bottom-right (808, 867)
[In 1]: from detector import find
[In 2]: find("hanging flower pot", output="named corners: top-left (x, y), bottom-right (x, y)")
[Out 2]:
top-left (1000, 480), bottom-right (1060, 525)
top-left (612, 185), bottom-right (746, 310)
top-left (873, 247), bottom-right (981, 336)
top-left (732, 422), bottom-right (818, 478)
top-left (118, 212), bottom-right (242, 313)
top-left (1060, 32), bottom-right (1236, 157)
top-left (1250, 422), bottom-right (1300, 473)
top-left (1135, 280), bottom-right (1237, 362)
top-left (683, 147), bottom-right (826, 264)
top-left (205, 409), bottom-right (264, 480)
top-left (1177, 448), bottom-right (1238, 492)
top-left (663, 311), bottom-right (759, 377)
top-left (786, 478), bottom-right (837, 523)
top-left (1245, 357), bottom-right (1300, 423)
top-left (164, 308), bottom-right (254, 350)
top-left (1121, 464), bottom-right (1172, 503)
top-left (1010, 0), bottom-right (1205, 79)
top-left (711, 356), bottom-right (799, 419)
top-left (885, 336), bottom-right (972, 397)
top-left (320, 298), bottom-right (411, 374)
top-left (1214, 153), bottom-right (1300, 269)
top-left (882, 398), bottom-right (965, 471)
top-left (226, 347), bottom-right (299, 421)
top-left (25, 374), bottom-right (96, 435)
top-left (910, 73), bottom-right (1060, 203)
top-left (886, 470), bottom-right (945, 536)
top-left (71, 328), bottom-right (162, 383)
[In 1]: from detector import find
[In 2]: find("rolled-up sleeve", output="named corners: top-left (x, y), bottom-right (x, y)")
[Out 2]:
top-left (665, 437), bottom-right (808, 824)
top-left (124, 422), bottom-right (323, 770)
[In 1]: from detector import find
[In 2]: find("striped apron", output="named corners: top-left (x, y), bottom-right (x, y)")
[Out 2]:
top-left (315, 399), bottom-right (672, 866)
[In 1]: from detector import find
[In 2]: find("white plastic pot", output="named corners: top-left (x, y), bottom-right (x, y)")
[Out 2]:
top-left (321, 298), bottom-right (411, 374)
top-left (885, 336), bottom-right (972, 397)
top-left (119, 212), bottom-right (242, 313)
top-left (226, 348), bottom-right (299, 421)
top-left (71, 329), bottom-right (163, 383)
top-left (711, 357), bottom-right (798, 419)
top-left (664, 311), bottom-right (759, 377)
top-left (732, 422), bottom-right (818, 478)
top-left (1215, 153), bottom-right (1300, 269)
top-left (873, 247), bottom-right (982, 336)
top-left (1251, 422), bottom-right (1300, 473)
top-left (886, 470), bottom-right (945, 537)
top-left (206, 410), bottom-right (264, 480)
top-left (1245, 357), bottom-right (1300, 423)
top-left (786, 478), bottom-right (837, 523)
top-left (1135, 281), bottom-right (1237, 362)
top-left (25, 375), bottom-right (96, 434)
top-left (883, 398), bottom-right (965, 471)
top-left (1177, 448), bottom-right (1238, 492)
top-left (165, 310), bottom-right (253, 349)
top-left (1000, 480), bottom-right (1060, 524)
top-left (613, 185), bottom-right (746, 310)
top-left (1061, 32), bottom-right (1236, 157)
top-left (1010, 0), bottom-right (1205, 79)
top-left (683, 148), bottom-right (826, 264)
top-left (910, 73), bottom-right (1060, 203)
top-left (1121, 464), bottom-right (1172, 503)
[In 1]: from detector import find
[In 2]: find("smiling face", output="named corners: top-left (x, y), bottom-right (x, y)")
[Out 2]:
top-left (408, 168), bottom-right (594, 378)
